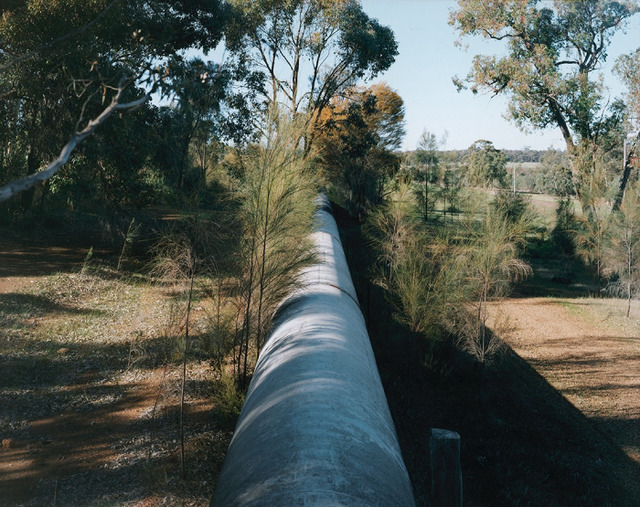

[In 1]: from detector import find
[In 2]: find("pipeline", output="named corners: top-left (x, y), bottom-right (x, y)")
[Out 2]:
top-left (211, 196), bottom-right (415, 506)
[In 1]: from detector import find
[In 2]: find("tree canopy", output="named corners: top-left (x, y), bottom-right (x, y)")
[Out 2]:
top-left (615, 48), bottom-right (640, 124)
top-left (465, 139), bottom-right (507, 188)
top-left (314, 81), bottom-right (405, 214)
top-left (0, 0), bottom-right (230, 204)
top-left (225, 0), bottom-right (398, 150)
top-left (450, 0), bottom-right (639, 195)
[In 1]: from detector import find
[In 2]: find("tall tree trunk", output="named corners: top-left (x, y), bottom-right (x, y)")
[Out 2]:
top-left (22, 143), bottom-right (38, 210)
top-left (613, 134), bottom-right (638, 211)
top-left (547, 97), bottom-right (586, 201)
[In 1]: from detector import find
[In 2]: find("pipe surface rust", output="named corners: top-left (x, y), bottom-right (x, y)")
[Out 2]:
top-left (211, 196), bottom-right (415, 506)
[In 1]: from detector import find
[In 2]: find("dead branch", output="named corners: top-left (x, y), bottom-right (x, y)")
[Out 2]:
top-left (0, 78), bottom-right (150, 203)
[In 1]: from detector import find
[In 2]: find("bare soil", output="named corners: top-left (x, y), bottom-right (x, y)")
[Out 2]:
top-left (0, 230), bottom-right (231, 506)
top-left (488, 297), bottom-right (640, 473)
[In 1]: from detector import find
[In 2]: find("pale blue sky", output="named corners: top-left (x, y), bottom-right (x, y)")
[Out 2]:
top-left (360, 0), bottom-right (640, 151)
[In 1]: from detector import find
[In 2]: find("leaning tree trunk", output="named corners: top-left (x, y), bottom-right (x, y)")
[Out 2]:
top-left (613, 132), bottom-right (639, 211)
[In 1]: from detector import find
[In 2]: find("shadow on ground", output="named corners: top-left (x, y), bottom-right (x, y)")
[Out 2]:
top-left (0, 335), bottom-right (231, 505)
top-left (333, 202), bottom-right (640, 507)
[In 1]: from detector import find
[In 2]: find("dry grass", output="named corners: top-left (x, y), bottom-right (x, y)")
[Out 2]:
top-left (0, 264), bottom-right (232, 506)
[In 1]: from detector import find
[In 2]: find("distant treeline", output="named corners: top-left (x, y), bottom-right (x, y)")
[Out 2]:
top-left (404, 149), bottom-right (561, 164)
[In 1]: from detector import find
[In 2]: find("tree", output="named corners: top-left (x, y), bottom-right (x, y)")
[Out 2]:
top-left (538, 148), bottom-right (574, 196)
top-left (456, 205), bottom-right (532, 392)
top-left (464, 139), bottom-right (507, 188)
top-left (573, 168), bottom-right (612, 295)
top-left (441, 167), bottom-right (463, 221)
top-left (0, 0), bottom-right (230, 205)
top-left (225, 0), bottom-right (398, 152)
top-left (314, 82), bottom-right (405, 216)
top-left (451, 0), bottom-right (639, 199)
top-left (613, 48), bottom-right (640, 209)
top-left (615, 48), bottom-right (640, 123)
top-left (604, 181), bottom-right (640, 317)
top-left (152, 58), bottom-right (230, 196)
top-left (235, 109), bottom-right (317, 388)
top-left (415, 130), bottom-right (443, 221)
top-left (366, 181), bottom-right (465, 352)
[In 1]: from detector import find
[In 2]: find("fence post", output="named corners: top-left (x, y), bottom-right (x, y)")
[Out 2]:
top-left (430, 428), bottom-right (462, 507)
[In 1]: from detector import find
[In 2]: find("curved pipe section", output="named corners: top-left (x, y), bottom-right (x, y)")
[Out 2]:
top-left (212, 197), bottom-right (415, 506)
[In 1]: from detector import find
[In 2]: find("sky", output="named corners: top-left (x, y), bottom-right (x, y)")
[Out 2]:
top-left (359, 0), bottom-right (640, 152)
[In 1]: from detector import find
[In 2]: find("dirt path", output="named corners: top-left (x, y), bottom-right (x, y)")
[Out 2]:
top-left (488, 297), bottom-right (640, 467)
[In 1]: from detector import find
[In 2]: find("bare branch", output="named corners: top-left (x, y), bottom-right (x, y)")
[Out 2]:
top-left (555, 59), bottom-right (579, 66)
top-left (0, 78), bottom-right (149, 203)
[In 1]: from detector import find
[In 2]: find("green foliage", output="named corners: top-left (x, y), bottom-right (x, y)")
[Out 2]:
top-left (573, 190), bottom-right (612, 295)
top-left (455, 205), bottom-right (532, 366)
top-left (212, 371), bottom-right (245, 429)
top-left (440, 167), bottom-right (464, 219)
top-left (226, 0), bottom-right (398, 121)
top-left (0, 0), bottom-right (230, 209)
top-left (552, 197), bottom-right (578, 257)
top-left (464, 140), bottom-right (507, 188)
top-left (414, 130), bottom-right (443, 220)
top-left (368, 181), bottom-right (533, 371)
top-left (451, 0), bottom-right (638, 194)
top-left (366, 181), bottom-right (463, 345)
top-left (604, 182), bottom-right (640, 316)
top-left (534, 149), bottom-right (575, 196)
top-left (615, 47), bottom-right (640, 122)
top-left (315, 83), bottom-right (405, 217)
top-left (235, 109), bottom-right (317, 387)
top-left (492, 190), bottom-right (533, 226)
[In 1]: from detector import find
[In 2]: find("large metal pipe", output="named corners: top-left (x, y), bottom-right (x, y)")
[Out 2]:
top-left (211, 197), bottom-right (415, 506)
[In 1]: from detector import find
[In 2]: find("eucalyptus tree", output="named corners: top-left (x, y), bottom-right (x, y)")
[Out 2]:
top-left (156, 58), bottom-right (230, 194)
top-left (451, 0), bottom-right (639, 201)
top-left (616, 48), bottom-right (640, 123)
top-left (225, 0), bottom-right (397, 153)
top-left (0, 0), bottom-right (230, 205)
top-left (613, 48), bottom-right (640, 208)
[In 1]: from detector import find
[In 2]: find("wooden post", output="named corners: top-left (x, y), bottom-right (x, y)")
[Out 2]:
top-left (430, 428), bottom-right (462, 507)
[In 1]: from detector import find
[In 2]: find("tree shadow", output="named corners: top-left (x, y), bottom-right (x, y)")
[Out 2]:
top-left (0, 244), bottom-right (84, 278)
top-left (332, 201), bottom-right (640, 506)
top-left (0, 380), bottom-right (227, 505)
top-left (0, 334), bottom-right (230, 505)
top-left (0, 292), bottom-right (104, 318)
